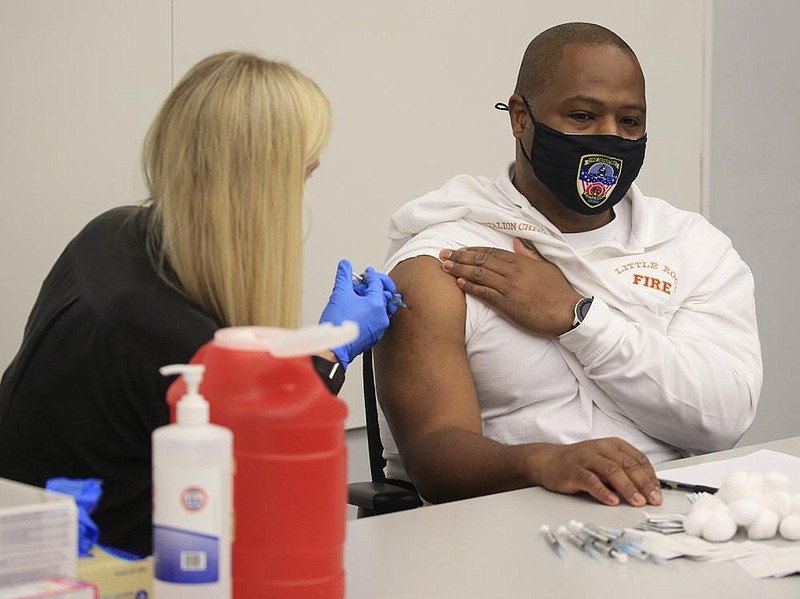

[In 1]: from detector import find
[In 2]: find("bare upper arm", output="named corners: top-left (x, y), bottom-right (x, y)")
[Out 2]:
top-left (374, 255), bottom-right (482, 467)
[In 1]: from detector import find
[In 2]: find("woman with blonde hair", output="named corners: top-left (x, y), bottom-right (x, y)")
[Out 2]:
top-left (0, 51), bottom-right (399, 557)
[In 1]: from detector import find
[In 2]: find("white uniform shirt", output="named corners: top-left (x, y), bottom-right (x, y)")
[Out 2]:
top-left (380, 166), bottom-right (762, 481)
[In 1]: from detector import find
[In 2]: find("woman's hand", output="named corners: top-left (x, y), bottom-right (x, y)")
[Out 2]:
top-left (319, 260), bottom-right (403, 369)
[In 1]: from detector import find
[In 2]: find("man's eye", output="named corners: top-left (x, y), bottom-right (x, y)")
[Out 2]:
top-left (570, 113), bottom-right (592, 122)
top-left (621, 117), bottom-right (641, 127)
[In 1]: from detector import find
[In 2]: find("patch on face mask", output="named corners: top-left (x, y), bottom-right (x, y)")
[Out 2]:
top-left (576, 154), bottom-right (623, 208)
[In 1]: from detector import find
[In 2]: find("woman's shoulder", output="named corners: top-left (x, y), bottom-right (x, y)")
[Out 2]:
top-left (76, 204), bottom-right (140, 229)
top-left (66, 205), bottom-right (218, 363)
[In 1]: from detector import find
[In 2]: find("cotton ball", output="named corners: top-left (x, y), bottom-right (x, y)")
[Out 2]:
top-left (682, 495), bottom-right (727, 538)
top-left (747, 509), bottom-right (780, 540)
top-left (748, 472), bottom-right (766, 496)
top-left (702, 510), bottom-right (738, 542)
top-left (764, 471), bottom-right (791, 493)
top-left (762, 491), bottom-right (793, 518)
top-left (683, 506), bottom-right (711, 537)
top-left (778, 514), bottom-right (800, 541)
top-left (789, 494), bottom-right (800, 515)
top-left (728, 498), bottom-right (763, 527)
top-left (718, 471), bottom-right (754, 502)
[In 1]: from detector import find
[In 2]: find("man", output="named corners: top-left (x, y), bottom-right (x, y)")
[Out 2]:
top-left (374, 22), bottom-right (762, 509)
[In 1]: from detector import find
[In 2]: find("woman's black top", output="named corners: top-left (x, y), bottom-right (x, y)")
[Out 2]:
top-left (0, 207), bottom-right (219, 557)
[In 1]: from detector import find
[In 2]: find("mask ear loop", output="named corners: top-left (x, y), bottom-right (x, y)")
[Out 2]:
top-left (495, 98), bottom-right (537, 164)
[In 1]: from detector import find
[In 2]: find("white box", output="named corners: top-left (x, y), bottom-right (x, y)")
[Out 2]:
top-left (0, 478), bottom-right (77, 589)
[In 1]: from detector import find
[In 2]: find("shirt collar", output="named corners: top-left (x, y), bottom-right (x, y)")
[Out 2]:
top-left (498, 162), bottom-right (677, 251)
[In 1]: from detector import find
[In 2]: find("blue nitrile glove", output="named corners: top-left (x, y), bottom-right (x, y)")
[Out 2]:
top-left (46, 477), bottom-right (103, 558)
top-left (353, 267), bottom-right (403, 319)
top-left (319, 260), bottom-right (398, 370)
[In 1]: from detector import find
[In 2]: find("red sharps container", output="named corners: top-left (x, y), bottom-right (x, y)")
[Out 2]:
top-left (166, 324), bottom-right (356, 598)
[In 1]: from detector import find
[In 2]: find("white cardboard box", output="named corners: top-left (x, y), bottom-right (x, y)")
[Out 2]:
top-left (0, 478), bottom-right (77, 589)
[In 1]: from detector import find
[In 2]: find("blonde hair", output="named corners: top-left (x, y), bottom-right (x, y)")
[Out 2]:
top-left (142, 51), bottom-right (331, 328)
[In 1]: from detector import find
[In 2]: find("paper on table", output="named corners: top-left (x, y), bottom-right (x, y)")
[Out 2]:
top-left (656, 449), bottom-right (800, 494)
top-left (736, 547), bottom-right (800, 579)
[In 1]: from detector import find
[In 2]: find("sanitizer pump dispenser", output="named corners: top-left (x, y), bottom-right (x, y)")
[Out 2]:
top-left (153, 363), bottom-right (233, 599)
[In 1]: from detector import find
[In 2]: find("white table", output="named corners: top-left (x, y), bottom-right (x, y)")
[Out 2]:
top-left (345, 436), bottom-right (800, 598)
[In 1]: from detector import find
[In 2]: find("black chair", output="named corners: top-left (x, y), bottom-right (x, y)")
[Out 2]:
top-left (346, 349), bottom-right (423, 517)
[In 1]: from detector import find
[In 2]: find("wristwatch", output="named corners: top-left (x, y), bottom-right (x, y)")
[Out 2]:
top-left (571, 296), bottom-right (594, 330)
top-left (311, 355), bottom-right (346, 395)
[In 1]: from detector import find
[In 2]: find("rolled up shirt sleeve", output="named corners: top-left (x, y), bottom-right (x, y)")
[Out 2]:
top-left (559, 246), bottom-right (762, 455)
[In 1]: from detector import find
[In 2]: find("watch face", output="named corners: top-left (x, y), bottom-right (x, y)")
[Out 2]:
top-left (577, 297), bottom-right (593, 322)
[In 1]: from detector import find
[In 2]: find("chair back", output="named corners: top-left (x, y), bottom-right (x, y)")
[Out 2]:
top-left (350, 348), bottom-right (422, 516)
top-left (361, 348), bottom-right (388, 484)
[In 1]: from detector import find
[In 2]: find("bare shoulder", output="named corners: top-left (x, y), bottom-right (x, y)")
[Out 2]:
top-left (375, 254), bottom-right (481, 440)
top-left (384, 255), bottom-right (466, 344)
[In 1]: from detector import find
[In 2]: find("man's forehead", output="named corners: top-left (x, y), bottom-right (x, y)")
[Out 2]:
top-left (555, 43), bottom-right (641, 75)
top-left (544, 43), bottom-right (645, 103)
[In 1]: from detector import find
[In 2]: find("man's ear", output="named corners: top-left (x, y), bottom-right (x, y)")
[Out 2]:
top-left (508, 94), bottom-right (529, 141)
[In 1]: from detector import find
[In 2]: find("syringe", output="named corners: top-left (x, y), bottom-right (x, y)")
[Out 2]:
top-left (353, 272), bottom-right (408, 308)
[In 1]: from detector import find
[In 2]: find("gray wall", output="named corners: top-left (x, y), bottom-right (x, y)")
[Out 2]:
top-left (710, 1), bottom-right (800, 446)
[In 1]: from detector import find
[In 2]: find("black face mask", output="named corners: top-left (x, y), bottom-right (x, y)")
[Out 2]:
top-left (510, 99), bottom-right (647, 216)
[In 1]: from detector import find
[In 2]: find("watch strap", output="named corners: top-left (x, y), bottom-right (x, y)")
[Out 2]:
top-left (311, 355), bottom-right (346, 395)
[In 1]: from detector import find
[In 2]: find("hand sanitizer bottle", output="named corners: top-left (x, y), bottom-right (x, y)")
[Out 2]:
top-left (152, 364), bottom-right (233, 599)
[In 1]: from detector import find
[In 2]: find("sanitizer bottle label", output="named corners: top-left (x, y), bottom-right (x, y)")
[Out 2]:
top-left (153, 467), bottom-right (224, 583)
